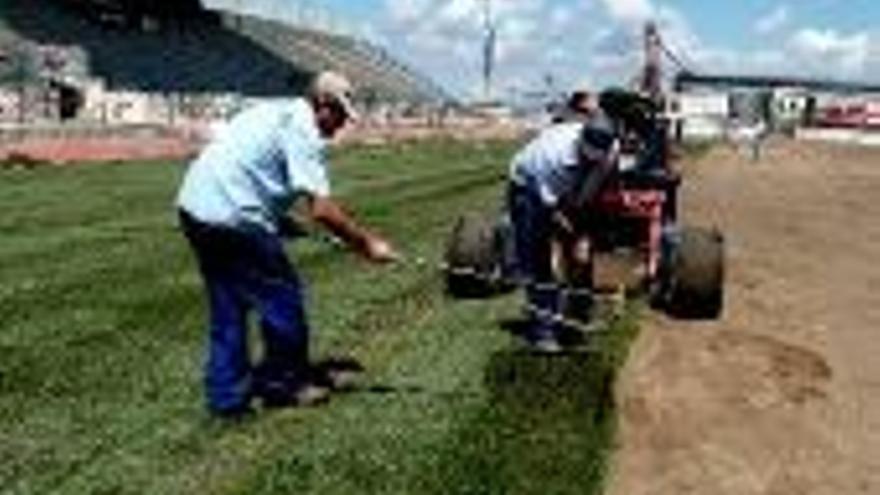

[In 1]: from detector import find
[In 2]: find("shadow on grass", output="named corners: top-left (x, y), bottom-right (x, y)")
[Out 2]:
top-left (429, 347), bottom-right (617, 495)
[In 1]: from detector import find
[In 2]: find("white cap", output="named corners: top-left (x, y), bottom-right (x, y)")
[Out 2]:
top-left (311, 71), bottom-right (359, 121)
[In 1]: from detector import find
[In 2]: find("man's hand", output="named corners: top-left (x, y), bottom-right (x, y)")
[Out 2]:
top-left (364, 236), bottom-right (401, 263)
top-left (307, 196), bottom-right (399, 263)
top-left (552, 210), bottom-right (575, 235)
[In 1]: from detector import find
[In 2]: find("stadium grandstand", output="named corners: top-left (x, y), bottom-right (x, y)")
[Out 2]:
top-left (0, 0), bottom-right (453, 127)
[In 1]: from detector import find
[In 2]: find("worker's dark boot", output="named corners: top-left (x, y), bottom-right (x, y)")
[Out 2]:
top-left (528, 335), bottom-right (563, 354)
top-left (311, 357), bottom-right (365, 391)
top-left (260, 382), bottom-right (331, 408)
top-left (254, 364), bottom-right (330, 408)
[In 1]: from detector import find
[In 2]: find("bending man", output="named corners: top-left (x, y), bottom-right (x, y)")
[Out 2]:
top-left (508, 100), bottom-right (616, 352)
top-left (177, 72), bottom-right (398, 418)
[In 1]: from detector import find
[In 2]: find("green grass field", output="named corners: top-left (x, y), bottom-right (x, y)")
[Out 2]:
top-left (0, 140), bottom-right (639, 495)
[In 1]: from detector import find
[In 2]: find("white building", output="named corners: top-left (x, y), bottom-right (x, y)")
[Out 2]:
top-left (667, 91), bottom-right (729, 140)
top-left (772, 87), bottom-right (809, 128)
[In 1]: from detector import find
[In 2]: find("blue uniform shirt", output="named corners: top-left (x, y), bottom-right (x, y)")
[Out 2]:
top-left (176, 98), bottom-right (330, 233)
top-left (509, 122), bottom-right (583, 207)
top-left (509, 115), bottom-right (616, 207)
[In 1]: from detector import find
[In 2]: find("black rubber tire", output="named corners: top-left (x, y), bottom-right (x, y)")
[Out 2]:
top-left (665, 226), bottom-right (724, 319)
top-left (445, 212), bottom-right (500, 298)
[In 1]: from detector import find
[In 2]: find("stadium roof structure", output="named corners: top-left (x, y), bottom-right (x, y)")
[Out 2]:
top-left (675, 72), bottom-right (880, 94)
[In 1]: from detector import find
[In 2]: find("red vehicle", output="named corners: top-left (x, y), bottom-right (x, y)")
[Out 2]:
top-left (445, 89), bottom-right (724, 321)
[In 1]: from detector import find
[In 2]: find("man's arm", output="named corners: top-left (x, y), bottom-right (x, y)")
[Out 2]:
top-left (306, 195), bottom-right (399, 262)
top-left (556, 128), bottom-right (619, 232)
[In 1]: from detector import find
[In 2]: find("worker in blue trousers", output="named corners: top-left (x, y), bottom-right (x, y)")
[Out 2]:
top-left (177, 72), bottom-right (399, 418)
top-left (507, 91), bottom-right (617, 352)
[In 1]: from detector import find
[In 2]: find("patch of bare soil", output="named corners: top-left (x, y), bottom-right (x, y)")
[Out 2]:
top-left (608, 140), bottom-right (880, 494)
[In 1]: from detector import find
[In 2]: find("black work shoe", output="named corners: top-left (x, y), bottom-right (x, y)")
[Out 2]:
top-left (312, 357), bottom-right (365, 391)
top-left (323, 368), bottom-right (361, 391)
top-left (557, 324), bottom-right (589, 348)
top-left (293, 383), bottom-right (332, 406)
top-left (261, 383), bottom-right (331, 409)
top-left (526, 335), bottom-right (564, 354)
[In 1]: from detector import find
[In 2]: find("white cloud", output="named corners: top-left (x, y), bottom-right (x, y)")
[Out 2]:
top-left (654, 5), bottom-right (701, 66)
top-left (385, 0), bottom-right (434, 23)
top-left (548, 5), bottom-right (573, 28)
top-left (203, 0), bottom-right (880, 102)
top-left (791, 28), bottom-right (868, 56)
top-left (378, 0), bottom-right (605, 98)
top-left (372, 0), bottom-right (880, 101)
top-left (598, 0), bottom-right (654, 24)
top-left (436, 0), bottom-right (481, 24)
top-left (677, 26), bottom-right (879, 81)
top-left (789, 28), bottom-right (872, 76)
top-left (754, 5), bottom-right (789, 35)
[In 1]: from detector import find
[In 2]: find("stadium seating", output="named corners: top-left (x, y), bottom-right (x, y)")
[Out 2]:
top-left (216, 13), bottom-right (450, 105)
top-left (0, 0), bottom-right (450, 106)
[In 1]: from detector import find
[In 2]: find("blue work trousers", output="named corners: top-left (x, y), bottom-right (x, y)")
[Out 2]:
top-left (179, 211), bottom-right (310, 413)
top-left (507, 183), bottom-right (562, 340)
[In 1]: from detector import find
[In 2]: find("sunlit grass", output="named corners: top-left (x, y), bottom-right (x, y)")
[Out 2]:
top-left (1, 139), bottom-right (639, 494)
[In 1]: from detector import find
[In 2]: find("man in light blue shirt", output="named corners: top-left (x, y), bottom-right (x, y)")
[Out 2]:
top-left (177, 72), bottom-right (398, 418)
top-left (508, 104), bottom-right (616, 352)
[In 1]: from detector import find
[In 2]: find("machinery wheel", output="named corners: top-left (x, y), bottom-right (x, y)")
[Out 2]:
top-left (445, 212), bottom-right (502, 298)
top-left (664, 226), bottom-right (724, 319)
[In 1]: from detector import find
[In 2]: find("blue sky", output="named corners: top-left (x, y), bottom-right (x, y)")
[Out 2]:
top-left (204, 1), bottom-right (880, 99)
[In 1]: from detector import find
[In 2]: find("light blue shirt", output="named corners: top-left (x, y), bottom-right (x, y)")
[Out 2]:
top-left (509, 122), bottom-right (583, 206)
top-left (176, 98), bottom-right (330, 233)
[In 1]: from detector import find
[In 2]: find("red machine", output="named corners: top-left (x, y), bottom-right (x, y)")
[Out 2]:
top-left (445, 89), bottom-right (724, 321)
top-left (446, 22), bottom-right (723, 322)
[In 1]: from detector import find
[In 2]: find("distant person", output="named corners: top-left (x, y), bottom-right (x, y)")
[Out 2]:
top-left (507, 111), bottom-right (616, 352)
top-left (176, 71), bottom-right (399, 419)
top-left (750, 120), bottom-right (767, 162)
top-left (730, 118), bottom-right (767, 162)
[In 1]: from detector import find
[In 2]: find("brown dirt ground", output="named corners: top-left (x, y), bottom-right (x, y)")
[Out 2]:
top-left (608, 139), bottom-right (880, 495)
top-left (0, 136), bottom-right (197, 163)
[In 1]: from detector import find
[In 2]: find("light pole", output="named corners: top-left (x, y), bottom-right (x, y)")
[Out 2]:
top-left (481, 0), bottom-right (497, 102)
